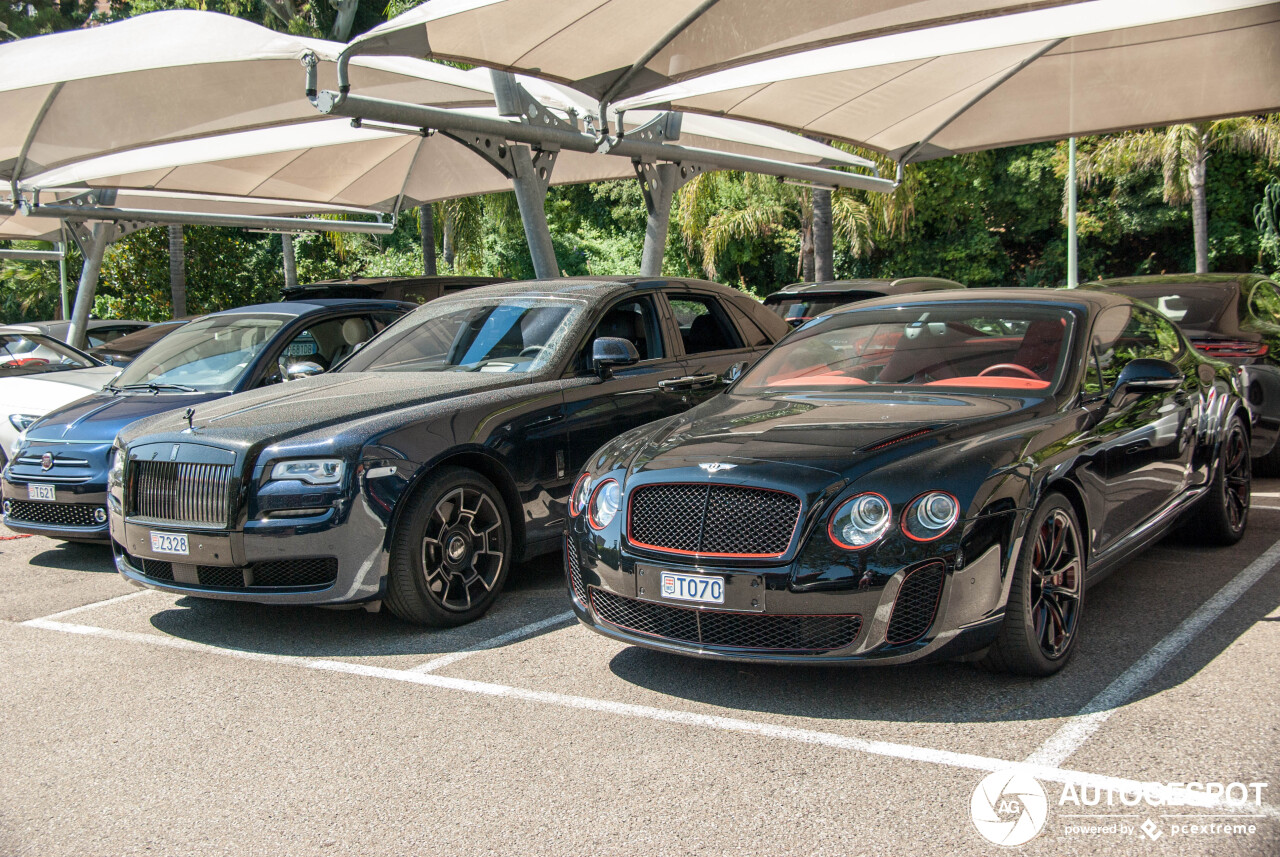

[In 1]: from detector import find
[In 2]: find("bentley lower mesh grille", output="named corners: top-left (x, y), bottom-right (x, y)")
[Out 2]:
top-left (130, 553), bottom-right (337, 590)
top-left (5, 500), bottom-right (101, 527)
top-left (130, 460), bottom-right (233, 528)
top-left (886, 562), bottom-right (946, 645)
top-left (565, 537), bottom-right (586, 604)
top-left (590, 588), bottom-right (861, 652)
top-left (628, 483), bottom-right (800, 557)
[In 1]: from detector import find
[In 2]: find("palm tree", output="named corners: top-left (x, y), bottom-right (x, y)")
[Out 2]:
top-left (674, 151), bottom-right (917, 282)
top-left (1079, 117), bottom-right (1280, 273)
top-left (168, 224), bottom-right (186, 318)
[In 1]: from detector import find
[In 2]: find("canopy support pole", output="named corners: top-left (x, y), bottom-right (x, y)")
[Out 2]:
top-left (510, 145), bottom-right (560, 278)
top-left (0, 248), bottom-right (65, 261)
top-left (26, 204), bottom-right (394, 234)
top-left (1067, 137), bottom-right (1078, 287)
top-left (636, 160), bottom-right (703, 276)
top-left (66, 221), bottom-right (115, 349)
top-left (58, 239), bottom-right (69, 319)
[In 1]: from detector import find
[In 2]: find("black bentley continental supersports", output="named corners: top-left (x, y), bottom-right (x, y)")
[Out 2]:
top-left (565, 289), bottom-right (1251, 675)
top-left (107, 278), bottom-right (788, 625)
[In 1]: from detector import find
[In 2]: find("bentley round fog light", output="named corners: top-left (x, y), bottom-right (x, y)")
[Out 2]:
top-left (828, 492), bottom-right (891, 549)
top-left (903, 491), bottom-right (959, 541)
top-left (588, 479), bottom-right (621, 530)
top-left (93, 507), bottom-right (107, 524)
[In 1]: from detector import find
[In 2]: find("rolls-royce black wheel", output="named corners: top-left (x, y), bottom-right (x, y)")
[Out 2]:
top-left (1191, 414), bottom-right (1250, 545)
top-left (386, 466), bottom-right (511, 626)
top-left (983, 493), bottom-right (1084, 676)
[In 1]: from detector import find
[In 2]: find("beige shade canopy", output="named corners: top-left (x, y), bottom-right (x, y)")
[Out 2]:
top-left (351, 0), bottom-right (1083, 101)
top-left (0, 10), bottom-right (492, 184)
top-left (23, 78), bottom-right (873, 212)
top-left (612, 0), bottom-right (1280, 158)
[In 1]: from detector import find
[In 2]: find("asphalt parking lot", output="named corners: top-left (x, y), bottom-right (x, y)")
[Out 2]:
top-left (2, 483), bottom-right (1278, 856)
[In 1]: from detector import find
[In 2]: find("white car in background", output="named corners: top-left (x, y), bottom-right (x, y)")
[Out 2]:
top-left (0, 329), bottom-right (120, 470)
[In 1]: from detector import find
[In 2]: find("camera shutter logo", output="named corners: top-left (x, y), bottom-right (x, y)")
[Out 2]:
top-left (971, 770), bottom-right (1048, 846)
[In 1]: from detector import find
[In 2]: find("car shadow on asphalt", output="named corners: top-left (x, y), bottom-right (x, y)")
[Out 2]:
top-left (604, 529), bottom-right (1280, 725)
top-left (144, 553), bottom-right (571, 660)
top-left (26, 542), bottom-right (115, 573)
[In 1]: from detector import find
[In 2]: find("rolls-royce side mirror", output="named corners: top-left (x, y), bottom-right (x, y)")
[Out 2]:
top-left (592, 337), bottom-right (640, 379)
top-left (1108, 358), bottom-right (1183, 404)
top-left (285, 361), bottom-right (326, 381)
top-left (724, 361), bottom-right (748, 384)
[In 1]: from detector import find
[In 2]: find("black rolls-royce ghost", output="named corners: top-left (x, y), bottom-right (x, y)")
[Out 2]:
top-left (108, 277), bottom-right (788, 625)
top-left (565, 289), bottom-right (1250, 675)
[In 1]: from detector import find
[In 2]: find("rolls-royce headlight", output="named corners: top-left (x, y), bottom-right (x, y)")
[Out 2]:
top-left (903, 491), bottom-right (959, 541)
top-left (588, 479), bottom-right (621, 530)
top-left (269, 458), bottom-right (345, 485)
top-left (828, 492), bottom-right (891, 549)
top-left (569, 473), bottom-right (592, 518)
top-left (108, 447), bottom-right (125, 487)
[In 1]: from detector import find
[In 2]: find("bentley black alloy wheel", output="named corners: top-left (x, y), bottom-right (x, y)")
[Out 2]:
top-left (1192, 414), bottom-right (1250, 545)
top-left (387, 466), bottom-right (511, 626)
top-left (983, 493), bottom-right (1084, 676)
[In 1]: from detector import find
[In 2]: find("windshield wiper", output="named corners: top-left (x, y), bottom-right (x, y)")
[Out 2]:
top-left (118, 382), bottom-right (198, 393)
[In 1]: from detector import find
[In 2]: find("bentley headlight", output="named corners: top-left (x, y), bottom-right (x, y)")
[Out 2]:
top-left (828, 492), bottom-right (892, 549)
top-left (569, 473), bottom-right (592, 518)
top-left (588, 479), bottom-right (621, 530)
top-left (903, 491), bottom-right (959, 541)
top-left (269, 458), bottom-right (345, 485)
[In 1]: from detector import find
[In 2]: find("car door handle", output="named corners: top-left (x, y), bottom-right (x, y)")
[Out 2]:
top-left (527, 413), bottom-right (564, 427)
top-left (659, 374), bottom-right (720, 391)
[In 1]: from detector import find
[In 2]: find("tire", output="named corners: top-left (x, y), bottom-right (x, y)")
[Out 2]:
top-left (385, 466), bottom-right (512, 627)
top-left (982, 493), bottom-right (1085, 677)
top-left (1189, 414), bottom-right (1251, 546)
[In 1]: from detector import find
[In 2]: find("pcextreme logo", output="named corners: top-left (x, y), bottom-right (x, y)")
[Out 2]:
top-left (971, 771), bottom-right (1049, 847)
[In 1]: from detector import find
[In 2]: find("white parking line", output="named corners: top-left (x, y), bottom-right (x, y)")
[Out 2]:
top-left (409, 611), bottom-right (576, 673)
top-left (30, 589), bottom-right (155, 622)
top-left (1025, 535), bottom-right (1280, 768)
top-left (16, 614), bottom-right (1277, 815)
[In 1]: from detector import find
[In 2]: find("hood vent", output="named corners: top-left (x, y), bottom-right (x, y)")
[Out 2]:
top-left (863, 425), bottom-right (942, 453)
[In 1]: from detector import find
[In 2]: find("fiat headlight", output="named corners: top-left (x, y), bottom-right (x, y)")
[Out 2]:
top-left (903, 492), bottom-right (959, 541)
top-left (8, 414), bottom-right (37, 432)
top-left (828, 492), bottom-right (892, 549)
top-left (269, 458), bottom-right (345, 485)
top-left (588, 479), bottom-right (621, 530)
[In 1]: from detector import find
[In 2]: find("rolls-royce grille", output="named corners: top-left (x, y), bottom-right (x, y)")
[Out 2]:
top-left (590, 588), bottom-right (861, 652)
top-left (886, 562), bottom-right (946, 645)
top-left (5, 500), bottom-right (101, 527)
top-left (628, 484), bottom-right (800, 557)
top-left (131, 460), bottom-right (233, 528)
top-left (128, 552), bottom-right (337, 590)
top-left (565, 536), bottom-right (586, 604)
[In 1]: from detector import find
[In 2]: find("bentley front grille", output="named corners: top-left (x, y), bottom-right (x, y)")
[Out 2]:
top-left (130, 460), bottom-right (233, 528)
top-left (627, 483), bottom-right (800, 558)
top-left (589, 588), bottom-right (861, 652)
top-left (885, 562), bottom-right (946, 645)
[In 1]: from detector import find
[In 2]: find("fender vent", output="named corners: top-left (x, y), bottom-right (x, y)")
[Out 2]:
top-left (886, 561), bottom-right (946, 645)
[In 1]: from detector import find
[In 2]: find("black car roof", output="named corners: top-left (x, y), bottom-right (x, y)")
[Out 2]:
top-left (200, 298), bottom-right (413, 320)
top-left (828, 287), bottom-right (1131, 315)
top-left (768, 277), bottom-right (965, 297)
top-left (426, 276), bottom-right (753, 304)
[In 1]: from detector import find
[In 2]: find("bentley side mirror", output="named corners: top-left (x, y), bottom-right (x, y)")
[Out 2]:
top-left (1108, 358), bottom-right (1183, 404)
top-left (592, 337), bottom-right (640, 379)
top-left (285, 361), bottom-right (326, 381)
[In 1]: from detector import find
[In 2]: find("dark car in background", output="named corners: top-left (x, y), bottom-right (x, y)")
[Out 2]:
top-left (1088, 274), bottom-right (1280, 472)
top-left (5, 319), bottom-right (154, 347)
top-left (764, 277), bottom-right (965, 326)
top-left (282, 274), bottom-right (507, 306)
top-left (567, 289), bottom-right (1249, 675)
top-left (2, 299), bottom-right (410, 543)
top-left (107, 277), bottom-right (789, 626)
top-left (89, 319), bottom-right (192, 367)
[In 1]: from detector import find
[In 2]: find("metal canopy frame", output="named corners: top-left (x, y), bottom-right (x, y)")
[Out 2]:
top-left (308, 52), bottom-right (895, 279)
